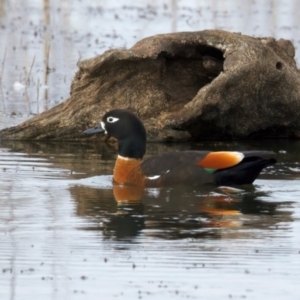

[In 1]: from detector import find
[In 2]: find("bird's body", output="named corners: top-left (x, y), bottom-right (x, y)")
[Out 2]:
top-left (84, 109), bottom-right (276, 187)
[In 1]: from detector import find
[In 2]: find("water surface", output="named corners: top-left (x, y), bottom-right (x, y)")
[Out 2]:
top-left (0, 139), bottom-right (300, 299)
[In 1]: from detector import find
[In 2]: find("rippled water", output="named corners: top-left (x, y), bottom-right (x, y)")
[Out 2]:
top-left (0, 139), bottom-right (300, 299)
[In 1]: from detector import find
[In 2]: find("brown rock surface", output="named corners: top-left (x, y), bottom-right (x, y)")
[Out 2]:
top-left (1, 29), bottom-right (300, 141)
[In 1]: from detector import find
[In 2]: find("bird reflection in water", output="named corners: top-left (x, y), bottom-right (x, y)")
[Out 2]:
top-left (73, 183), bottom-right (286, 241)
top-left (103, 184), bottom-right (256, 240)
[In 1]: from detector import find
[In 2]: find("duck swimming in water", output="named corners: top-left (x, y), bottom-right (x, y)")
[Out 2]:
top-left (84, 109), bottom-right (276, 187)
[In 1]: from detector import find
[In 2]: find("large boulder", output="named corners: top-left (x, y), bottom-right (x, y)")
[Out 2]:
top-left (1, 29), bottom-right (300, 141)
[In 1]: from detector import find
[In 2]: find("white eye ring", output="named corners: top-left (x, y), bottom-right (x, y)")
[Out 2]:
top-left (107, 116), bottom-right (119, 123)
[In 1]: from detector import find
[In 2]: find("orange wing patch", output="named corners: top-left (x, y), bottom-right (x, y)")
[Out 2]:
top-left (198, 152), bottom-right (244, 170)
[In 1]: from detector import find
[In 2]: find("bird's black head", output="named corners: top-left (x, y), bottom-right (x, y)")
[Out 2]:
top-left (84, 109), bottom-right (147, 159)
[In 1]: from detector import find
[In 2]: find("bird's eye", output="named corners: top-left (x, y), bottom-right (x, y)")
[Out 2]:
top-left (107, 116), bottom-right (119, 123)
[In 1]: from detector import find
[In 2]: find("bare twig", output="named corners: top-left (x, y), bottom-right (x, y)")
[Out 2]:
top-left (24, 55), bottom-right (36, 110)
top-left (0, 48), bottom-right (7, 113)
top-left (26, 55), bottom-right (36, 86)
top-left (0, 47), bottom-right (6, 83)
top-left (37, 77), bottom-right (40, 114)
top-left (44, 42), bottom-right (50, 102)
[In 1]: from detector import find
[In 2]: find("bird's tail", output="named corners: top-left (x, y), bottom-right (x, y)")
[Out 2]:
top-left (213, 157), bottom-right (276, 186)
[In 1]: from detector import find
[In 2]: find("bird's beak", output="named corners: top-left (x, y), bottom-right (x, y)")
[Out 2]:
top-left (83, 123), bottom-right (105, 135)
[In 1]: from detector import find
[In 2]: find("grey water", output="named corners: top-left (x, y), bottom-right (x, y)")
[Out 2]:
top-left (0, 139), bottom-right (300, 300)
top-left (1, 1), bottom-right (300, 299)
